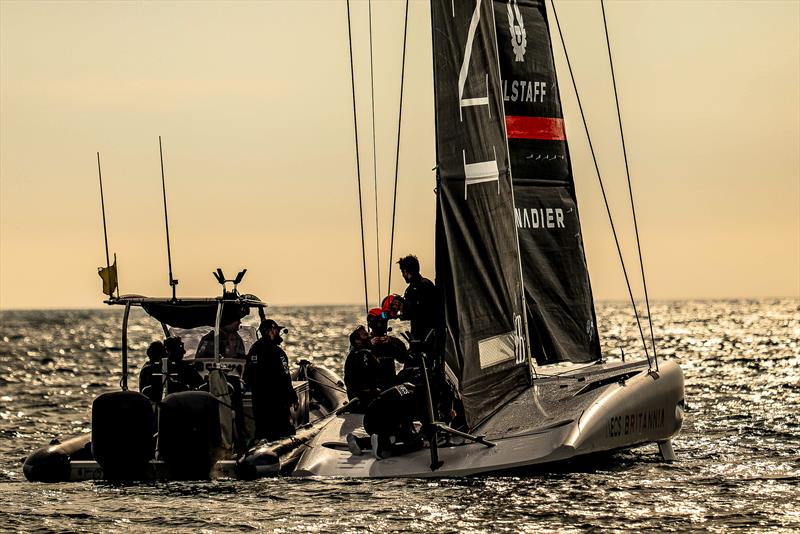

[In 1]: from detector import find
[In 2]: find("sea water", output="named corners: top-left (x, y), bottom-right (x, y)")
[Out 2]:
top-left (0, 300), bottom-right (798, 532)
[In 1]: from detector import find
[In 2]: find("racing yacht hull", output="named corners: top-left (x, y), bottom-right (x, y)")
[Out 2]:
top-left (292, 359), bottom-right (684, 478)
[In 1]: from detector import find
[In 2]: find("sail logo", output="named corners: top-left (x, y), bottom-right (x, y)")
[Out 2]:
top-left (506, 0), bottom-right (526, 62)
top-left (515, 207), bottom-right (565, 229)
top-left (502, 79), bottom-right (546, 103)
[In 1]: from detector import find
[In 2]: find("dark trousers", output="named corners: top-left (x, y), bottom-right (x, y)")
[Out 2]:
top-left (253, 401), bottom-right (295, 442)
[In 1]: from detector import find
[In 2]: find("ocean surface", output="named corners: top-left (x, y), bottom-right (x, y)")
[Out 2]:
top-left (0, 300), bottom-right (798, 533)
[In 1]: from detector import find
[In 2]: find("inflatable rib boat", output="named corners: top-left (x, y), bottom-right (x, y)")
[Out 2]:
top-left (24, 290), bottom-right (347, 482)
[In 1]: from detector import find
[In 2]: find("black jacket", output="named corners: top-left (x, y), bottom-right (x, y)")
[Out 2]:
top-left (138, 359), bottom-right (203, 402)
top-left (371, 335), bottom-right (410, 389)
top-left (402, 274), bottom-right (442, 342)
top-left (245, 338), bottom-right (298, 408)
top-left (344, 347), bottom-right (383, 407)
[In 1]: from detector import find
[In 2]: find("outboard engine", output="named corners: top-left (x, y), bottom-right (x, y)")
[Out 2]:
top-left (91, 390), bottom-right (155, 480)
top-left (158, 391), bottom-right (222, 479)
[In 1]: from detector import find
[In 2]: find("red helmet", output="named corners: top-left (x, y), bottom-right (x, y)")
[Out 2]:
top-left (367, 307), bottom-right (387, 334)
top-left (381, 294), bottom-right (403, 319)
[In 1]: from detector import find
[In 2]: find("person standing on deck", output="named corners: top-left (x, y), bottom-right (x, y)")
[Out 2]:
top-left (196, 312), bottom-right (246, 359)
top-left (396, 255), bottom-right (442, 345)
top-left (396, 255), bottom-right (460, 428)
top-left (245, 319), bottom-right (298, 442)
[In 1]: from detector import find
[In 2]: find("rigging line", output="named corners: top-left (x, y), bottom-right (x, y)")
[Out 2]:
top-left (601, 0), bottom-right (658, 371)
top-left (347, 0), bottom-right (370, 314)
top-left (304, 376), bottom-right (348, 394)
top-left (548, 0), bottom-right (651, 365)
top-left (368, 0), bottom-right (382, 300)
top-left (387, 0), bottom-right (409, 296)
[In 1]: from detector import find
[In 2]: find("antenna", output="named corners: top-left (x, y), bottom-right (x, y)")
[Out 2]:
top-left (158, 136), bottom-right (178, 300)
top-left (97, 153), bottom-right (111, 273)
top-left (96, 152), bottom-right (118, 298)
top-left (213, 268), bottom-right (247, 296)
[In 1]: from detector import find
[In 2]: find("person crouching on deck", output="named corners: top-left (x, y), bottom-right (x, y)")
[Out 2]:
top-left (344, 325), bottom-right (384, 412)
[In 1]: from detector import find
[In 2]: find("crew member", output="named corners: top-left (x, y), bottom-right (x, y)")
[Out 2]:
top-left (196, 310), bottom-right (246, 359)
top-left (396, 254), bottom-right (442, 344)
top-left (367, 308), bottom-right (410, 389)
top-left (245, 319), bottom-right (298, 442)
top-left (362, 382), bottom-right (426, 459)
top-left (139, 341), bottom-right (166, 402)
top-left (164, 336), bottom-right (204, 392)
top-left (343, 325), bottom-right (383, 411)
top-left (396, 256), bottom-right (459, 426)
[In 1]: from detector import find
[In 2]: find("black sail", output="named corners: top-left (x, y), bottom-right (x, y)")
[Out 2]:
top-left (492, 0), bottom-right (601, 364)
top-left (431, 0), bottom-right (530, 429)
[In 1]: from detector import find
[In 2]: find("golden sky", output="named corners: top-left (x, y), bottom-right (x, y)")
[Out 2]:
top-left (1, 0), bottom-right (798, 309)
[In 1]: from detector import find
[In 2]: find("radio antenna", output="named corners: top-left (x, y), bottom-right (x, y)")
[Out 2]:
top-left (158, 136), bottom-right (178, 300)
top-left (96, 152), bottom-right (118, 298)
top-left (97, 152), bottom-right (111, 274)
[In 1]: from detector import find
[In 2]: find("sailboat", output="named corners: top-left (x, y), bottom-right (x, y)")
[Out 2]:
top-left (292, 0), bottom-right (685, 477)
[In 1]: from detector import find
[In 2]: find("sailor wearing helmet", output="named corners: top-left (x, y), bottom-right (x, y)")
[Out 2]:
top-left (366, 307), bottom-right (410, 389)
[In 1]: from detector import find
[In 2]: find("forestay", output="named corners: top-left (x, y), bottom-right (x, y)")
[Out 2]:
top-left (493, 0), bottom-right (601, 364)
top-left (431, 0), bottom-right (530, 430)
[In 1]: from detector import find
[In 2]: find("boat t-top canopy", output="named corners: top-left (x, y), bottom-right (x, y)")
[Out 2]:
top-left (105, 294), bottom-right (267, 329)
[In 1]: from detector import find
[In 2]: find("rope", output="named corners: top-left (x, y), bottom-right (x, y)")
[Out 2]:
top-left (548, 0), bottom-right (651, 366)
top-left (346, 0), bottom-right (370, 314)
top-left (600, 0), bottom-right (658, 371)
top-left (304, 376), bottom-right (349, 395)
top-left (368, 0), bottom-right (382, 301)
top-left (387, 0), bottom-right (409, 296)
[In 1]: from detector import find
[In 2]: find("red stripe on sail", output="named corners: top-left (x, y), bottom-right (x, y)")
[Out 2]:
top-left (505, 116), bottom-right (566, 141)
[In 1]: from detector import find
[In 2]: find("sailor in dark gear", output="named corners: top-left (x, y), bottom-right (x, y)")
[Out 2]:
top-left (393, 259), bottom-right (458, 428)
top-left (396, 255), bottom-right (442, 344)
top-left (139, 341), bottom-right (166, 402)
top-left (245, 319), bottom-right (299, 442)
top-left (164, 336), bottom-right (204, 391)
top-left (362, 382), bottom-right (426, 459)
top-left (343, 325), bottom-right (383, 412)
top-left (367, 308), bottom-right (410, 389)
top-left (196, 308), bottom-right (246, 359)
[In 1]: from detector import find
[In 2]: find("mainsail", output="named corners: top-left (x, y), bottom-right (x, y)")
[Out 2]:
top-left (493, 0), bottom-right (601, 364)
top-left (431, 0), bottom-right (530, 429)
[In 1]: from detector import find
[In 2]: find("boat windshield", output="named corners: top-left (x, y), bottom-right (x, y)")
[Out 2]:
top-left (169, 325), bottom-right (258, 358)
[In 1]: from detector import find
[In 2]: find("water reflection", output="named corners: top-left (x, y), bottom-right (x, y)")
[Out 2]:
top-left (0, 300), bottom-right (798, 531)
